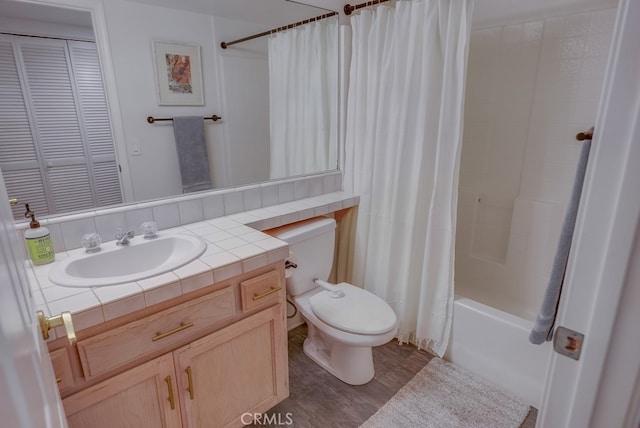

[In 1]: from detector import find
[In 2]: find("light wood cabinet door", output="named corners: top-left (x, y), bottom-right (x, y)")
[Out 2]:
top-left (174, 304), bottom-right (289, 428)
top-left (63, 353), bottom-right (182, 428)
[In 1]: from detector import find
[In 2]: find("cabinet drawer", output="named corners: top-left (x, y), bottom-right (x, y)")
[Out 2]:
top-left (50, 347), bottom-right (75, 394)
top-left (240, 270), bottom-right (283, 313)
top-left (77, 286), bottom-right (235, 379)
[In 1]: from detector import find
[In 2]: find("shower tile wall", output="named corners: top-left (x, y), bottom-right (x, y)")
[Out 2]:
top-left (456, 7), bottom-right (616, 319)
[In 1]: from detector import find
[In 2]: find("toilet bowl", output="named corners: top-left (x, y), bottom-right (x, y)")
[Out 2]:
top-left (269, 217), bottom-right (398, 385)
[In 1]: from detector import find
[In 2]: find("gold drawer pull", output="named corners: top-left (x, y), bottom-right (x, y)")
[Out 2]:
top-left (252, 287), bottom-right (281, 301)
top-left (152, 321), bottom-right (194, 342)
top-left (185, 366), bottom-right (195, 400)
top-left (164, 376), bottom-right (176, 410)
top-left (56, 377), bottom-right (62, 384)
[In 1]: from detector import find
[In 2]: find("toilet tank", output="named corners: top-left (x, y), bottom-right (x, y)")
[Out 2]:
top-left (268, 217), bottom-right (336, 297)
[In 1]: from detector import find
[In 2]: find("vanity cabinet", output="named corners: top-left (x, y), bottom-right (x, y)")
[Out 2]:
top-left (50, 265), bottom-right (288, 428)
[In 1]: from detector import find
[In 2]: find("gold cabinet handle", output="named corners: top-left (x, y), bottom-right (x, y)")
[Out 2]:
top-left (56, 377), bottom-right (62, 384)
top-left (252, 287), bottom-right (281, 301)
top-left (152, 321), bottom-right (194, 342)
top-left (37, 310), bottom-right (76, 345)
top-left (9, 198), bottom-right (18, 206)
top-left (185, 366), bottom-right (194, 400)
top-left (164, 376), bottom-right (176, 410)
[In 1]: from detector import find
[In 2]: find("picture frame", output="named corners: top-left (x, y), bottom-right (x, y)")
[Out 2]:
top-left (152, 41), bottom-right (204, 106)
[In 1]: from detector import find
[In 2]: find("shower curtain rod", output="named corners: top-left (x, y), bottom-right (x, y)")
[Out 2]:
top-left (344, 0), bottom-right (391, 15)
top-left (220, 11), bottom-right (337, 49)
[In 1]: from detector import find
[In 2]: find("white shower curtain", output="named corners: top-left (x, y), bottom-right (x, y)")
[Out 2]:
top-left (343, 0), bottom-right (472, 356)
top-left (268, 17), bottom-right (339, 179)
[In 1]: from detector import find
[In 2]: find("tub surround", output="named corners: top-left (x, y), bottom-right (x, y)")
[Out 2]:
top-left (457, 7), bottom-right (616, 320)
top-left (28, 190), bottom-right (358, 339)
top-left (449, 5), bottom-right (616, 411)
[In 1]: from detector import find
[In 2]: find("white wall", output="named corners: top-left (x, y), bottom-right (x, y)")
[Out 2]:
top-left (103, 0), bottom-right (230, 201)
top-left (455, 6), bottom-right (617, 320)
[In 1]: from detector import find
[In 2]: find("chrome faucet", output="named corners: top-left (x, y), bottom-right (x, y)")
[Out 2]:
top-left (115, 228), bottom-right (135, 246)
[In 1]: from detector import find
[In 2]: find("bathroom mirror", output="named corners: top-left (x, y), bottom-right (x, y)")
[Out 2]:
top-left (0, 0), bottom-right (340, 220)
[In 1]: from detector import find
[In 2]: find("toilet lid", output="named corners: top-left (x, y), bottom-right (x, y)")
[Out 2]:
top-left (309, 283), bottom-right (397, 335)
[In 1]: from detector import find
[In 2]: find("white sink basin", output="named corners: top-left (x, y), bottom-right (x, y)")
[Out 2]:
top-left (49, 233), bottom-right (207, 287)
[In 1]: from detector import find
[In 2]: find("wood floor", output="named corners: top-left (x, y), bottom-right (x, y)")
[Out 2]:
top-left (253, 324), bottom-right (537, 427)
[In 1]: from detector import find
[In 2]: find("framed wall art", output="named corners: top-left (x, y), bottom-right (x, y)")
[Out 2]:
top-left (152, 41), bottom-right (204, 105)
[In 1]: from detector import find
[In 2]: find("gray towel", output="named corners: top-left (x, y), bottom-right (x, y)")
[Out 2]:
top-left (529, 135), bottom-right (592, 344)
top-left (172, 116), bottom-right (212, 193)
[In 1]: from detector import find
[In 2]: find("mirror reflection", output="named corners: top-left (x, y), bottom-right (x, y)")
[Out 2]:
top-left (0, 0), bottom-right (339, 220)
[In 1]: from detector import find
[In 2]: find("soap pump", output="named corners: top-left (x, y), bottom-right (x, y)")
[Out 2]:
top-left (24, 203), bottom-right (55, 265)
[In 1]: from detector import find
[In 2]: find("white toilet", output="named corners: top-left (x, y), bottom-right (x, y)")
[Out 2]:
top-left (270, 216), bottom-right (398, 385)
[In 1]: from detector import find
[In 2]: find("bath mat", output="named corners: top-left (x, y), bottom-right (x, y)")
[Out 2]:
top-left (360, 358), bottom-right (530, 428)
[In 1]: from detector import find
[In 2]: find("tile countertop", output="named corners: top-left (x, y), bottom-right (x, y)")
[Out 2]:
top-left (27, 192), bottom-right (358, 340)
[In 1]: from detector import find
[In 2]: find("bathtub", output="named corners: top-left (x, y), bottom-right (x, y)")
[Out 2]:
top-left (445, 295), bottom-right (553, 407)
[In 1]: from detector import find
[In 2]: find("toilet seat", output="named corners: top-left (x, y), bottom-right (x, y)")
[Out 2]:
top-left (309, 283), bottom-right (397, 335)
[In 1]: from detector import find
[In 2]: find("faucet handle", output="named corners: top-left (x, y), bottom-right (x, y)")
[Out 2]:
top-left (140, 221), bottom-right (158, 240)
top-left (81, 233), bottom-right (101, 253)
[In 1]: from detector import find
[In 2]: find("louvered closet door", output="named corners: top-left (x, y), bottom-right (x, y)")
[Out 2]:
top-left (0, 35), bottom-right (122, 218)
top-left (67, 41), bottom-right (121, 208)
top-left (0, 38), bottom-right (49, 219)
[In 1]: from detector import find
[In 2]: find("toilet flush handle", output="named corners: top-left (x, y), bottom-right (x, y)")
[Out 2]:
top-left (285, 260), bottom-right (297, 269)
top-left (314, 279), bottom-right (345, 298)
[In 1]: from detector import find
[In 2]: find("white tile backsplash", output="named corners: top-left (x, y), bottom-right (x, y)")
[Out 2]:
top-left (277, 181), bottom-right (295, 203)
top-left (322, 174), bottom-right (340, 193)
top-left (223, 190), bottom-right (244, 215)
top-left (179, 199), bottom-right (204, 224)
top-left (242, 186), bottom-right (262, 211)
top-left (46, 222), bottom-right (65, 254)
top-left (202, 193), bottom-right (225, 219)
top-left (94, 211), bottom-right (127, 241)
top-left (60, 217), bottom-right (98, 250)
top-left (294, 179), bottom-right (310, 200)
top-left (260, 183), bottom-right (279, 207)
top-left (29, 172), bottom-right (342, 253)
top-left (153, 204), bottom-right (181, 229)
top-left (125, 207), bottom-right (154, 234)
top-left (308, 176), bottom-right (324, 197)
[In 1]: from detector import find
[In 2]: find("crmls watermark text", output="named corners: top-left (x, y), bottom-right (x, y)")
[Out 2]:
top-left (240, 412), bottom-right (294, 426)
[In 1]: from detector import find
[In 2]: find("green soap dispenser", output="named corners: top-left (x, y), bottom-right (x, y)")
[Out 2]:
top-left (24, 203), bottom-right (55, 265)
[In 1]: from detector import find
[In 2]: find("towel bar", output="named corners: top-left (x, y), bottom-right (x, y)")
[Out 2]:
top-left (146, 115), bottom-right (222, 124)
